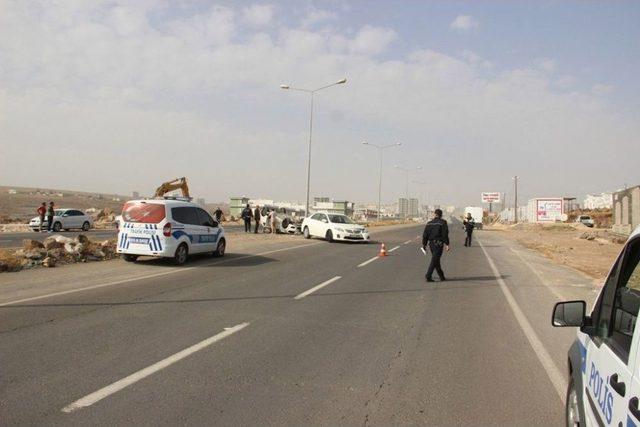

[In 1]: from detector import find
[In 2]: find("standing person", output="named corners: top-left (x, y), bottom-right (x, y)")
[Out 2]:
top-left (463, 213), bottom-right (475, 247)
top-left (214, 207), bottom-right (223, 223)
top-left (46, 201), bottom-right (55, 233)
top-left (422, 208), bottom-right (450, 282)
top-left (241, 204), bottom-right (253, 233)
top-left (269, 209), bottom-right (277, 234)
top-left (253, 205), bottom-right (261, 234)
top-left (37, 202), bottom-right (47, 232)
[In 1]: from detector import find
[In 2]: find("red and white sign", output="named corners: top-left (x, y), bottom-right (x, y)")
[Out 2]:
top-left (536, 198), bottom-right (563, 222)
top-left (481, 192), bottom-right (501, 203)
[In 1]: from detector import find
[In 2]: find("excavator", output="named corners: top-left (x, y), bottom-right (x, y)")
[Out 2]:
top-left (153, 177), bottom-right (190, 199)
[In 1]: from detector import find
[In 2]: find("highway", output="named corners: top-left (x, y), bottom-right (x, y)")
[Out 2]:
top-left (0, 223), bottom-right (597, 425)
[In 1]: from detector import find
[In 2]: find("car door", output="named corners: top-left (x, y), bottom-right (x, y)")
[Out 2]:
top-left (196, 208), bottom-right (220, 252)
top-left (317, 213), bottom-right (330, 237)
top-left (61, 210), bottom-right (77, 228)
top-left (171, 207), bottom-right (201, 253)
top-left (584, 236), bottom-right (640, 426)
top-left (71, 210), bottom-right (84, 228)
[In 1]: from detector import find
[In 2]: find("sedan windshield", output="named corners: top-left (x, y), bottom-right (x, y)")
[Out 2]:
top-left (329, 215), bottom-right (354, 224)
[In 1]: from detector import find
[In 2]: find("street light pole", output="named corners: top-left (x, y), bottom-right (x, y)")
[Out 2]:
top-left (513, 176), bottom-right (519, 223)
top-left (394, 165), bottom-right (422, 218)
top-left (280, 78), bottom-right (347, 217)
top-left (362, 141), bottom-right (401, 221)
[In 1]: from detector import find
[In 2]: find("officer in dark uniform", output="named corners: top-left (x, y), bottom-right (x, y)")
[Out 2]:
top-left (422, 208), bottom-right (450, 282)
top-left (463, 213), bottom-right (475, 247)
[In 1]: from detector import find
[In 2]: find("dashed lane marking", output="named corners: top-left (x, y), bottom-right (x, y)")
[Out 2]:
top-left (357, 256), bottom-right (379, 268)
top-left (294, 276), bottom-right (341, 300)
top-left (388, 245), bottom-right (400, 253)
top-left (403, 240), bottom-right (411, 245)
top-left (61, 322), bottom-right (250, 413)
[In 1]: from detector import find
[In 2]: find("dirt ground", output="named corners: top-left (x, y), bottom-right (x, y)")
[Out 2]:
top-left (486, 222), bottom-right (625, 281)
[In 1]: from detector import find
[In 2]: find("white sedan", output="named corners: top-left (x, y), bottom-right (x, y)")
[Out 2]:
top-left (302, 213), bottom-right (370, 243)
top-left (29, 209), bottom-right (93, 232)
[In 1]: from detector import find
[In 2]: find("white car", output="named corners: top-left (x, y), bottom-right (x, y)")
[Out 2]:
top-left (302, 213), bottom-right (370, 242)
top-left (117, 198), bottom-right (225, 265)
top-left (577, 215), bottom-right (595, 227)
top-left (552, 225), bottom-right (640, 426)
top-left (29, 209), bottom-right (93, 232)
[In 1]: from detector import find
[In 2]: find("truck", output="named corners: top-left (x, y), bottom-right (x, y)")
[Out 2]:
top-left (464, 206), bottom-right (484, 229)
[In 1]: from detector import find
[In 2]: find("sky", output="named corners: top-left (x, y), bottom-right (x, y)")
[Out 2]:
top-left (1, 0), bottom-right (639, 207)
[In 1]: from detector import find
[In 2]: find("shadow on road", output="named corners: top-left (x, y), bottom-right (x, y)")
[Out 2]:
top-left (129, 253), bottom-right (276, 268)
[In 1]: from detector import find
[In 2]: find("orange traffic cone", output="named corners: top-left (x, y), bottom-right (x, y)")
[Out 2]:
top-left (379, 243), bottom-right (388, 257)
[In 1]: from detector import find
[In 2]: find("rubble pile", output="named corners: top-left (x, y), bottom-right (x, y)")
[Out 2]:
top-left (0, 234), bottom-right (117, 272)
top-left (93, 208), bottom-right (117, 229)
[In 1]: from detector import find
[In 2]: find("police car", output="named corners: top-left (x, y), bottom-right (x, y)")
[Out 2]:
top-left (552, 226), bottom-right (640, 426)
top-left (117, 199), bottom-right (225, 265)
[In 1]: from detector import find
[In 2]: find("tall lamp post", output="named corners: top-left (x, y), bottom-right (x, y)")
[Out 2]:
top-left (394, 165), bottom-right (422, 218)
top-left (362, 141), bottom-right (401, 221)
top-left (280, 78), bottom-right (347, 217)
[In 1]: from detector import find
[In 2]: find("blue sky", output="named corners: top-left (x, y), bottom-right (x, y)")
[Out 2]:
top-left (1, 1), bottom-right (638, 206)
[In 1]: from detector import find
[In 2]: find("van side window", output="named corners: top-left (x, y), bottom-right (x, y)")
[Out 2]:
top-left (172, 207), bottom-right (199, 225)
top-left (610, 240), bottom-right (640, 358)
top-left (196, 208), bottom-right (215, 227)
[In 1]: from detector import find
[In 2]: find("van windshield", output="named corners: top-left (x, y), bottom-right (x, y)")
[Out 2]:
top-left (122, 202), bottom-right (166, 223)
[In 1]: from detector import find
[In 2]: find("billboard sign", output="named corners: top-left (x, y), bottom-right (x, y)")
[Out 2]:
top-left (481, 192), bottom-right (501, 203)
top-left (536, 198), bottom-right (563, 222)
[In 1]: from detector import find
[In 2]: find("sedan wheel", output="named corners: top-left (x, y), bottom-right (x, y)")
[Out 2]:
top-left (303, 227), bottom-right (310, 239)
top-left (326, 230), bottom-right (333, 243)
top-left (82, 221), bottom-right (90, 231)
top-left (53, 222), bottom-right (62, 232)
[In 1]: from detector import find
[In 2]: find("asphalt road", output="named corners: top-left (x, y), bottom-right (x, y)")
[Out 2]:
top-left (0, 225), bottom-right (244, 249)
top-left (0, 223), bottom-right (597, 426)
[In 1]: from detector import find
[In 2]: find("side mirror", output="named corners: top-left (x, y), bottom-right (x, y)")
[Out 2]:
top-left (211, 221), bottom-right (219, 228)
top-left (552, 301), bottom-right (586, 327)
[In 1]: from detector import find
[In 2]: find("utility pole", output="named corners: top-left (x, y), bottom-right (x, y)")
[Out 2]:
top-left (513, 176), bottom-right (519, 223)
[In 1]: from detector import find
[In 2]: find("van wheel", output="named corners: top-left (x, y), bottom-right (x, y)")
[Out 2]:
top-left (303, 227), bottom-right (310, 239)
top-left (53, 222), bottom-right (62, 232)
top-left (213, 238), bottom-right (226, 257)
top-left (82, 221), bottom-right (90, 231)
top-left (174, 243), bottom-right (188, 265)
top-left (123, 254), bottom-right (138, 262)
top-left (566, 377), bottom-right (581, 427)
top-left (326, 230), bottom-right (333, 243)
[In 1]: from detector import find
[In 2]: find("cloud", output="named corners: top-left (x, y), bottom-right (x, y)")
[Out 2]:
top-left (450, 15), bottom-right (478, 31)
top-left (536, 58), bottom-right (556, 73)
top-left (300, 7), bottom-right (337, 28)
top-left (0, 2), bottom-right (635, 205)
top-left (348, 25), bottom-right (397, 55)
top-left (591, 84), bottom-right (614, 96)
top-left (242, 4), bottom-right (274, 27)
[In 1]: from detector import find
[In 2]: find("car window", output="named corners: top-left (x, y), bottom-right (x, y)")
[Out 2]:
top-left (122, 202), bottom-right (166, 223)
top-left (329, 215), bottom-right (354, 224)
top-left (311, 213), bottom-right (323, 221)
top-left (611, 240), bottom-right (640, 355)
top-left (595, 238), bottom-right (640, 363)
top-left (71, 210), bottom-right (83, 216)
top-left (196, 208), bottom-right (215, 227)
top-left (171, 207), bottom-right (200, 225)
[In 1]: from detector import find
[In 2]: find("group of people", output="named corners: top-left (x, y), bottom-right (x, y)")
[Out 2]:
top-left (421, 210), bottom-right (476, 282)
top-left (36, 201), bottom-right (56, 232)
top-left (240, 204), bottom-right (278, 234)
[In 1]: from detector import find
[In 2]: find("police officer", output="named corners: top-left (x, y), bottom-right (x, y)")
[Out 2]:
top-left (463, 212), bottom-right (475, 247)
top-left (241, 204), bottom-right (253, 233)
top-left (253, 205), bottom-right (261, 233)
top-left (422, 208), bottom-right (450, 282)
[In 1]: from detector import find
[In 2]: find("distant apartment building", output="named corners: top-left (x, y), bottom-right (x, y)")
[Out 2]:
top-left (398, 198), bottom-right (419, 218)
top-left (312, 200), bottom-right (354, 217)
top-left (583, 192), bottom-right (613, 210)
top-left (613, 185), bottom-right (640, 235)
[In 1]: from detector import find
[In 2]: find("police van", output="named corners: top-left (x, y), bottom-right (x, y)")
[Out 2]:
top-left (553, 226), bottom-right (640, 426)
top-left (117, 198), bottom-right (225, 265)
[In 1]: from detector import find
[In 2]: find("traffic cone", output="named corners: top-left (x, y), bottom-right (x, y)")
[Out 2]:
top-left (379, 243), bottom-right (388, 257)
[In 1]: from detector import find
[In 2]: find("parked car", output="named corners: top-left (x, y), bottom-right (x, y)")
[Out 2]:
top-left (117, 198), bottom-right (225, 265)
top-left (259, 205), bottom-right (302, 234)
top-left (576, 215), bottom-right (595, 227)
top-left (552, 225), bottom-right (640, 426)
top-left (29, 209), bottom-right (93, 232)
top-left (302, 213), bottom-right (370, 242)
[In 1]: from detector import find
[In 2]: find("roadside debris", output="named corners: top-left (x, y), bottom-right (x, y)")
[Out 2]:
top-left (0, 234), bottom-right (117, 273)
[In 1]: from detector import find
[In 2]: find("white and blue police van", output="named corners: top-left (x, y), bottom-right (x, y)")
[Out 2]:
top-left (553, 226), bottom-right (640, 426)
top-left (116, 198), bottom-right (225, 265)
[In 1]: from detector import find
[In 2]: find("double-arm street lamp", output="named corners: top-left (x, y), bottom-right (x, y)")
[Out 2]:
top-left (362, 141), bottom-right (402, 221)
top-left (280, 78), bottom-right (347, 217)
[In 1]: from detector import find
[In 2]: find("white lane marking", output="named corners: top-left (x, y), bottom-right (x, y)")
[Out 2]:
top-left (478, 239), bottom-right (566, 404)
top-left (61, 322), bottom-right (249, 413)
top-left (0, 239), bottom-right (12, 242)
top-left (294, 276), bottom-right (341, 300)
top-left (509, 247), bottom-right (566, 300)
top-left (403, 240), bottom-right (411, 245)
top-left (0, 242), bottom-right (322, 306)
top-left (357, 256), bottom-right (379, 268)
top-left (388, 245), bottom-right (400, 253)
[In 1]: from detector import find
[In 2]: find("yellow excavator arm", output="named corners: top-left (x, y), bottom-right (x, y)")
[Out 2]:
top-left (154, 177), bottom-right (190, 198)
